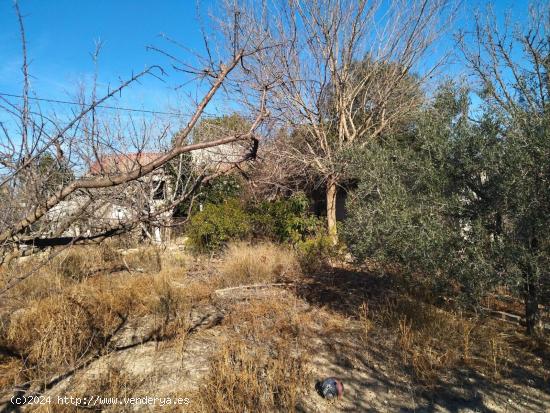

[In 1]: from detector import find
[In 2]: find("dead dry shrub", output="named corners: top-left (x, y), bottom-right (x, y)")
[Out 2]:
top-left (52, 246), bottom-right (120, 280)
top-left (81, 364), bottom-right (146, 402)
top-left (196, 296), bottom-right (311, 412)
top-left (7, 294), bottom-right (100, 379)
top-left (371, 296), bottom-right (511, 386)
top-left (0, 246), bottom-right (197, 399)
top-left (0, 358), bottom-right (24, 394)
top-left (98, 242), bottom-right (124, 265)
top-left (223, 295), bottom-right (313, 341)
top-left (359, 302), bottom-right (371, 345)
top-left (5, 268), bottom-right (70, 306)
top-left (218, 242), bottom-right (300, 288)
top-left (196, 338), bottom-right (307, 413)
top-left (150, 272), bottom-right (193, 338)
top-left (123, 246), bottom-right (163, 273)
top-left (179, 278), bottom-right (214, 304)
top-left (49, 245), bottom-right (167, 280)
top-left (160, 249), bottom-right (187, 272)
top-left (28, 364), bottom-right (147, 413)
top-left (0, 248), bottom-right (107, 306)
top-left (4, 269), bottom-right (191, 383)
top-left (77, 271), bottom-right (193, 341)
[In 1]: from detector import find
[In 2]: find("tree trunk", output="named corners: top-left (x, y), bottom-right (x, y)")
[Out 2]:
top-left (326, 177), bottom-right (338, 245)
top-left (524, 274), bottom-right (541, 336)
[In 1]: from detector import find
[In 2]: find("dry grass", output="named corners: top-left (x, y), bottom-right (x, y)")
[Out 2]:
top-left (51, 244), bottom-right (126, 280)
top-left (370, 295), bottom-right (511, 386)
top-left (2, 243), bottom-right (187, 301)
top-left (1, 245), bottom-right (195, 390)
top-left (3, 270), bottom-right (70, 307)
top-left (195, 338), bottom-right (307, 413)
top-left (0, 358), bottom-right (23, 393)
top-left (28, 364), bottom-right (147, 413)
top-left (1, 243), bottom-right (544, 412)
top-left (217, 242), bottom-right (300, 288)
top-left (358, 301), bottom-right (371, 345)
top-left (195, 296), bottom-right (311, 412)
top-left (223, 295), bottom-right (313, 340)
top-left (8, 293), bottom-right (101, 379)
top-left (123, 246), bottom-right (164, 273)
top-left (6, 274), bottom-right (152, 380)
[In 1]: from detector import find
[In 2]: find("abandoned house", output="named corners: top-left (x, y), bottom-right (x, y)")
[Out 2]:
top-left (45, 142), bottom-right (250, 243)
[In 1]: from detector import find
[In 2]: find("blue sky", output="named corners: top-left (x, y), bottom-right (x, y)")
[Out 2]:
top-left (0, 0), bottom-right (222, 119)
top-left (0, 0), bottom-right (533, 119)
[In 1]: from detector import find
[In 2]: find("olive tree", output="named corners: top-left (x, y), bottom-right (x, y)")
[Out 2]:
top-left (342, 83), bottom-right (501, 304)
top-left (458, 1), bottom-right (550, 335)
top-left (343, 1), bottom-right (550, 335)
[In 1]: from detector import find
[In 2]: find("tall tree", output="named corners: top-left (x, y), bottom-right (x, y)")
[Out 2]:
top-left (342, 83), bottom-right (494, 301)
top-left (458, 1), bottom-right (550, 335)
top-left (343, 0), bottom-right (550, 336)
top-left (233, 0), bottom-right (453, 242)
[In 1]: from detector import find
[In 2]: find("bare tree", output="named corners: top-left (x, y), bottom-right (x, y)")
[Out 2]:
top-left (0, 3), bottom-right (268, 282)
top-left (228, 0), bottom-right (454, 242)
top-left (458, 1), bottom-right (549, 122)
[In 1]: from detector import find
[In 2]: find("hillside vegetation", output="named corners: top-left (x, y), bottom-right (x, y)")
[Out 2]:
top-left (0, 243), bottom-right (548, 412)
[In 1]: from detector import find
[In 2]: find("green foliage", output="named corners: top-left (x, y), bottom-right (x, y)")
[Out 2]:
top-left (294, 234), bottom-right (335, 273)
top-left (185, 192), bottom-right (324, 252)
top-left (36, 153), bottom-right (74, 195)
top-left (249, 193), bottom-right (323, 243)
top-left (196, 175), bottom-right (243, 207)
top-left (168, 156), bottom-right (244, 217)
top-left (186, 199), bottom-right (251, 252)
top-left (343, 79), bottom-right (550, 324)
top-left (342, 83), bottom-right (502, 304)
top-left (168, 113), bottom-right (250, 217)
top-left (175, 173), bottom-right (244, 217)
top-left (192, 114), bottom-right (251, 143)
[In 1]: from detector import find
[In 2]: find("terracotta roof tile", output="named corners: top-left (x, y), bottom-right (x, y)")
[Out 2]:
top-left (89, 152), bottom-right (163, 175)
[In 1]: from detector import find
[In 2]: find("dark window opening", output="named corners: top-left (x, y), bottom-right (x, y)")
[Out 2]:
top-left (153, 181), bottom-right (166, 200)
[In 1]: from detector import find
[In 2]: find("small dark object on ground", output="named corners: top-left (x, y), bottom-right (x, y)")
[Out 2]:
top-left (316, 377), bottom-right (344, 399)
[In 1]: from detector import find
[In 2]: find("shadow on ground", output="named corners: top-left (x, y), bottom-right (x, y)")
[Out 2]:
top-left (295, 265), bottom-right (550, 413)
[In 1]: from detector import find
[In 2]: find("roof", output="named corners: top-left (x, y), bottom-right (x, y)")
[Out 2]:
top-left (89, 152), bottom-right (164, 175)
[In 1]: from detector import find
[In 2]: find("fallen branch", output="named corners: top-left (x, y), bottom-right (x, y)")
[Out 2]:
top-left (481, 307), bottom-right (550, 333)
top-left (213, 282), bottom-right (294, 296)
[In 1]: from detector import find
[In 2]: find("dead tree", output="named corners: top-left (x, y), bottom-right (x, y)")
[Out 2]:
top-left (0, 3), bottom-right (268, 281)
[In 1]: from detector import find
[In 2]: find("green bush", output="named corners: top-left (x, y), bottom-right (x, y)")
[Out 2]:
top-left (186, 199), bottom-right (251, 252)
top-left (341, 84), bottom-right (505, 306)
top-left (250, 193), bottom-right (323, 243)
top-left (185, 192), bottom-right (324, 253)
top-left (173, 172), bottom-right (244, 217)
top-left (295, 234), bottom-right (335, 273)
top-left (195, 175), bottom-right (243, 207)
